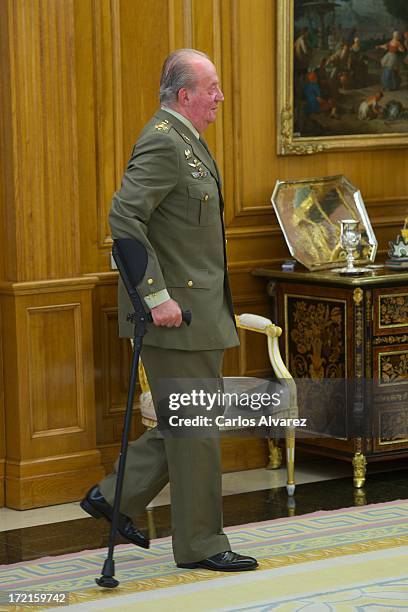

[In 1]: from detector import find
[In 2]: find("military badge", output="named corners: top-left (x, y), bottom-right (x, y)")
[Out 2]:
top-left (188, 158), bottom-right (201, 168)
top-left (188, 157), bottom-right (208, 178)
top-left (184, 149), bottom-right (192, 160)
top-left (154, 119), bottom-right (170, 132)
top-left (191, 169), bottom-right (208, 179)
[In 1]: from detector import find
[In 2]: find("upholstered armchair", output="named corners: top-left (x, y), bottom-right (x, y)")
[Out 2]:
top-left (136, 313), bottom-right (297, 496)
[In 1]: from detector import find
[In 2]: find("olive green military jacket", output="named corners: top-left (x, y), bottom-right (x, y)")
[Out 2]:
top-left (109, 108), bottom-right (239, 351)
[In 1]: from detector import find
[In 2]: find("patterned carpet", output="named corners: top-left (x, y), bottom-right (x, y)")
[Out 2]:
top-left (1, 500), bottom-right (407, 611)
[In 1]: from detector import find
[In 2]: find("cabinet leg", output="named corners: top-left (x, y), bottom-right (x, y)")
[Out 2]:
top-left (266, 438), bottom-right (282, 470)
top-left (352, 452), bottom-right (367, 488)
top-left (146, 506), bottom-right (157, 539)
top-left (285, 428), bottom-right (296, 496)
top-left (354, 488), bottom-right (367, 506)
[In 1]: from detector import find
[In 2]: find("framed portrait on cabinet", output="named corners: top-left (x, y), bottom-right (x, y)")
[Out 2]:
top-left (277, 0), bottom-right (408, 155)
top-left (271, 174), bottom-right (377, 270)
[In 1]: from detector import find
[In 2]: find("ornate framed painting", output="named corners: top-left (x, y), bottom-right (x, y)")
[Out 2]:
top-left (271, 174), bottom-right (377, 270)
top-left (277, 0), bottom-right (408, 155)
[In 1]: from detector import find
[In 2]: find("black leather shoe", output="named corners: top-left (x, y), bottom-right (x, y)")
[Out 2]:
top-left (177, 551), bottom-right (258, 571)
top-left (80, 485), bottom-right (149, 549)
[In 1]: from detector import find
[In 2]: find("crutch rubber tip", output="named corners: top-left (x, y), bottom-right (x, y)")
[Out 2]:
top-left (95, 575), bottom-right (119, 588)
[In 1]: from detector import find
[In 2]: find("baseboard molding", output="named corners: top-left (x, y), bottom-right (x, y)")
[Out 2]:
top-left (98, 443), bottom-right (123, 476)
top-left (5, 451), bottom-right (104, 509)
top-left (99, 435), bottom-right (268, 479)
top-left (221, 436), bottom-right (268, 471)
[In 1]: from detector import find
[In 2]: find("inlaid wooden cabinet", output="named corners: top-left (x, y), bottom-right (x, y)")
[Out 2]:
top-left (255, 266), bottom-right (408, 487)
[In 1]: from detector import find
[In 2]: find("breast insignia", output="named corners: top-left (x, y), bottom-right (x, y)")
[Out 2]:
top-left (191, 169), bottom-right (208, 179)
top-left (154, 119), bottom-right (170, 132)
top-left (187, 156), bottom-right (208, 178)
top-left (184, 149), bottom-right (192, 160)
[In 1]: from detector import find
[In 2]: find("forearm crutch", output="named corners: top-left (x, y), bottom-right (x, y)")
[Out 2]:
top-left (96, 238), bottom-right (191, 588)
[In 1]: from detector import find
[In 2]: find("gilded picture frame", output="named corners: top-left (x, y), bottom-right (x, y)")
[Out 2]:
top-left (277, 0), bottom-right (408, 155)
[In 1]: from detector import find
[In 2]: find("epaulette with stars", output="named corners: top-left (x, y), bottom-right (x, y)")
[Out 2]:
top-left (154, 119), bottom-right (172, 132)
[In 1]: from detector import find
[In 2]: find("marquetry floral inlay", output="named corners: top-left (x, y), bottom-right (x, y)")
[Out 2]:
top-left (380, 295), bottom-right (408, 327)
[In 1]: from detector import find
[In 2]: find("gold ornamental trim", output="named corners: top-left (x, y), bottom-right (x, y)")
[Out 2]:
top-left (377, 349), bottom-right (408, 387)
top-left (365, 290), bottom-right (372, 377)
top-left (280, 106), bottom-right (327, 156)
top-left (377, 292), bottom-right (408, 330)
top-left (378, 437), bottom-right (408, 446)
top-left (353, 288), bottom-right (363, 305)
top-left (378, 406), bottom-right (408, 445)
top-left (354, 437), bottom-right (363, 454)
top-left (373, 335), bottom-right (408, 346)
top-left (352, 452), bottom-right (367, 488)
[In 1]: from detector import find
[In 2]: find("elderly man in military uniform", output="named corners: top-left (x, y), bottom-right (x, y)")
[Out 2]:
top-left (81, 49), bottom-right (258, 572)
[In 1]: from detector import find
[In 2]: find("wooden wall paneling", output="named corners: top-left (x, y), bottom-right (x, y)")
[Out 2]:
top-left (0, 1), bottom-right (12, 283)
top-left (224, 265), bottom-right (274, 379)
top-left (74, 0), bottom-right (100, 275)
top-left (167, 0), bottom-right (194, 50)
top-left (79, 0), bottom-right (194, 277)
top-left (181, 0), bottom-right (193, 48)
top-left (4, 0), bottom-right (81, 282)
top-left (202, 1), bottom-right (276, 471)
top-left (235, 0), bottom-right (276, 218)
top-left (1, 279), bottom-right (104, 509)
top-left (220, 436), bottom-right (268, 472)
top-left (0, 0), bottom-right (18, 285)
top-left (0, 305), bottom-right (5, 507)
top-left (367, 197), bottom-right (408, 258)
top-left (368, 197), bottom-right (408, 229)
top-left (120, 0), bottom-right (171, 158)
top-left (219, 0), bottom-right (234, 218)
top-left (188, 0), bottom-right (223, 157)
top-left (92, 276), bottom-right (143, 473)
top-left (211, 0), bottom-right (224, 168)
top-left (168, 0), bottom-right (188, 51)
top-left (0, 4), bottom-right (6, 485)
top-left (93, 0), bottom-right (124, 258)
top-left (227, 227), bottom-right (288, 269)
top-left (222, 1), bottom-right (291, 280)
top-left (77, 0), bottom-right (122, 275)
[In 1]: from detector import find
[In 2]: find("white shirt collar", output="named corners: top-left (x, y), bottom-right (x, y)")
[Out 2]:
top-left (161, 106), bottom-right (200, 139)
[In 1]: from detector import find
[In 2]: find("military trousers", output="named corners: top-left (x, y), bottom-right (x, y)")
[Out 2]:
top-left (99, 345), bottom-right (230, 564)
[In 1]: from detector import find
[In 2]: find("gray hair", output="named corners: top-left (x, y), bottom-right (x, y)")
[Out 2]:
top-left (159, 48), bottom-right (210, 106)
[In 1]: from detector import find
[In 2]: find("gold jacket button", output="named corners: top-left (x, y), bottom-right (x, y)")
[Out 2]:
top-left (187, 280), bottom-right (194, 287)
top-left (147, 278), bottom-right (154, 285)
top-left (203, 194), bottom-right (209, 202)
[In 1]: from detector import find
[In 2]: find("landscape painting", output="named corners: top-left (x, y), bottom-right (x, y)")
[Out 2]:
top-left (277, 0), bottom-right (408, 154)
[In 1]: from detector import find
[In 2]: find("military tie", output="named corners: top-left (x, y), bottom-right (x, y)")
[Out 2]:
top-left (199, 136), bottom-right (221, 186)
top-left (199, 135), bottom-right (211, 155)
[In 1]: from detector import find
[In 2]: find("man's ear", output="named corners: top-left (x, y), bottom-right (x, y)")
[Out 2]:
top-left (178, 88), bottom-right (189, 106)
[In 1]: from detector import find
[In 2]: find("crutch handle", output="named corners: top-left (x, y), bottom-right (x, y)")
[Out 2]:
top-left (146, 309), bottom-right (192, 326)
top-left (181, 309), bottom-right (192, 325)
